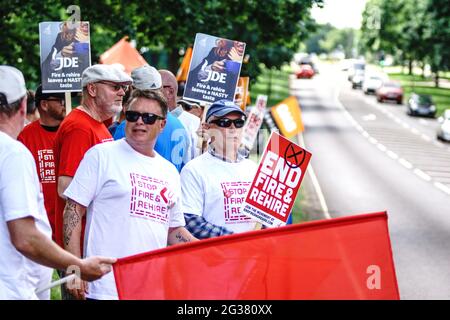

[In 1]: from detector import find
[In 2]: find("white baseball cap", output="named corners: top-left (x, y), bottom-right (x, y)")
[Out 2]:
top-left (131, 65), bottom-right (162, 90)
top-left (81, 64), bottom-right (133, 87)
top-left (0, 65), bottom-right (26, 106)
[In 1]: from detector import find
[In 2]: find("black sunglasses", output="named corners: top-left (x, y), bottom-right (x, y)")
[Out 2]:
top-left (125, 111), bottom-right (165, 125)
top-left (209, 118), bottom-right (246, 128)
top-left (97, 81), bottom-right (129, 92)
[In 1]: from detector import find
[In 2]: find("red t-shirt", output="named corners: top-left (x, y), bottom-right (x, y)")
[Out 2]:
top-left (18, 120), bottom-right (58, 239)
top-left (53, 108), bottom-right (113, 248)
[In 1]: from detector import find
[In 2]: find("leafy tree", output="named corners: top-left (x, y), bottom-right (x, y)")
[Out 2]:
top-left (0, 0), bottom-right (322, 89)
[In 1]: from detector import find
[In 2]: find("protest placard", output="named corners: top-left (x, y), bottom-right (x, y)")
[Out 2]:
top-left (234, 76), bottom-right (249, 110)
top-left (242, 132), bottom-right (312, 227)
top-left (183, 33), bottom-right (245, 104)
top-left (39, 21), bottom-right (91, 93)
top-left (176, 47), bottom-right (192, 82)
top-left (240, 94), bottom-right (267, 150)
top-left (271, 96), bottom-right (305, 138)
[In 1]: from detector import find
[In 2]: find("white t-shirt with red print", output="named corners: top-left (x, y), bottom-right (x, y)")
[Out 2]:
top-left (64, 139), bottom-right (185, 300)
top-left (180, 151), bottom-right (258, 234)
top-left (0, 132), bottom-right (52, 300)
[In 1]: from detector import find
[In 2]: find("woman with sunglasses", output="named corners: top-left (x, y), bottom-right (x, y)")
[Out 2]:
top-left (62, 89), bottom-right (197, 300)
top-left (180, 99), bottom-right (258, 239)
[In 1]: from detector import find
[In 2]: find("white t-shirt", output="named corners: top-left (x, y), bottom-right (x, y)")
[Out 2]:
top-left (180, 151), bottom-right (258, 233)
top-left (64, 139), bottom-right (185, 300)
top-left (172, 107), bottom-right (201, 159)
top-left (0, 131), bottom-right (52, 300)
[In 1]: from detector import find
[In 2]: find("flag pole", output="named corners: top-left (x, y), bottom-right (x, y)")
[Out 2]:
top-left (35, 273), bottom-right (77, 295)
top-left (65, 92), bottom-right (72, 115)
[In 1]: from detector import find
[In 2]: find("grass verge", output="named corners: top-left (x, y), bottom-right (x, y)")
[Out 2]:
top-left (51, 270), bottom-right (61, 300)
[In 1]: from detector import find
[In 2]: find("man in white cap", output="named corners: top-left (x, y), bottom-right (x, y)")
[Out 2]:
top-left (53, 64), bottom-right (131, 299)
top-left (180, 99), bottom-right (258, 239)
top-left (113, 65), bottom-right (190, 172)
top-left (63, 89), bottom-right (197, 299)
top-left (159, 70), bottom-right (201, 159)
top-left (0, 65), bottom-right (115, 299)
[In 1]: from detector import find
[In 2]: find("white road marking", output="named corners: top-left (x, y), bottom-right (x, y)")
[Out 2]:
top-left (300, 80), bottom-right (450, 201)
top-left (413, 169), bottom-right (432, 182)
top-left (387, 150), bottom-right (399, 160)
top-left (434, 182), bottom-right (450, 195)
top-left (377, 143), bottom-right (387, 152)
top-left (399, 158), bottom-right (413, 169)
top-left (298, 133), bottom-right (331, 220)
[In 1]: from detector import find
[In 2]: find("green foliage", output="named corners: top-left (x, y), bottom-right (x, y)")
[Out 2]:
top-left (359, 0), bottom-right (450, 83)
top-left (0, 0), bottom-right (322, 89)
top-left (303, 23), bottom-right (357, 58)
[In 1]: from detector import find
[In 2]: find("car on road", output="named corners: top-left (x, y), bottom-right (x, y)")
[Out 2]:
top-left (296, 64), bottom-right (315, 79)
top-left (376, 81), bottom-right (403, 104)
top-left (437, 109), bottom-right (450, 141)
top-left (363, 74), bottom-right (386, 95)
top-left (406, 93), bottom-right (436, 117)
top-left (351, 70), bottom-right (365, 89)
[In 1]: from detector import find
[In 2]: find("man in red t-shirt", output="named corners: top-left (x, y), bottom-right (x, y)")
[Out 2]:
top-left (18, 85), bottom-right (66, 240)
top-left (54, 64), bottom-right (132, 252)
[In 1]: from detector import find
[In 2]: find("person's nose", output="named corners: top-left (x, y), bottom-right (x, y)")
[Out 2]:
top-left (117, 87), bottom-right (126, 96)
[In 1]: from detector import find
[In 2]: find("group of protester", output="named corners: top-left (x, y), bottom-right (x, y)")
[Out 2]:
top-left (0, 61), bottom-right (260, 300)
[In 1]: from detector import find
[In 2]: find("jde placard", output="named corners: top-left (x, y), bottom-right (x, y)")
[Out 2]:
top-left (242, 132), bottom-right (312, 227)
top-left (183, 33), bottom-right (246, 104)
top-left (39, 21), bottom-right (91, 92)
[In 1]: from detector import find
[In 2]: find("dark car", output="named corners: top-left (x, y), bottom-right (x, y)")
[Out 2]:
top-left (376, 81), bottom-right (403, 104)
top-left (406, 93), bottom-right (436, 117)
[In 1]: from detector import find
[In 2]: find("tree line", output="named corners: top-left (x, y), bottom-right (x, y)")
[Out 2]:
top-left (360, 0), bottom-right (449, 86)
top-left (0, 0), bottom-right (322, 89)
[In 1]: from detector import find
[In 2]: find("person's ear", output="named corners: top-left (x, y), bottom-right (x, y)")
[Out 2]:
top-left (87, 83), bottom-right (97, 97)
top-left (40, 100), bottom-right (49, 112)
top-left (160, 118), bottom-right (166, 131)
top-left (19, 96), bottom-right (27, 117)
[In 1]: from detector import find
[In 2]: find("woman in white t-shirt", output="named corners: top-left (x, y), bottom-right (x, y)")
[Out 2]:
top-left (181, 99), bottom-right (258, 239)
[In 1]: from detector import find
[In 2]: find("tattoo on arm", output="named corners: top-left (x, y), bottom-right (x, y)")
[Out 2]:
top-left (63, 200), bottom-right (82, 247)
top-left (175, 232), bottom-right (190, 243)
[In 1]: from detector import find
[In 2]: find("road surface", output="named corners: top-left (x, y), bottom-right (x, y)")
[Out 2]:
top-left (291, 63), bottom-right (450, 299)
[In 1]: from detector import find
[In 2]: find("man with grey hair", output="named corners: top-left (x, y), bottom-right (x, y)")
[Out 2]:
top-left (0, 65), bottom-right (115, 300)
top-left (113, 65), bottom-right (190, 172)
top-left (53, 64), bottom-right (131, 299)
top-left (64, 89), bottom-right (197, 299)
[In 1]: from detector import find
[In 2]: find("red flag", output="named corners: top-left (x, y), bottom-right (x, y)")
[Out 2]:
top-left (113, 212), bottom-right (399, 300)
top-left (100, 36), bottom-right (147, 74)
